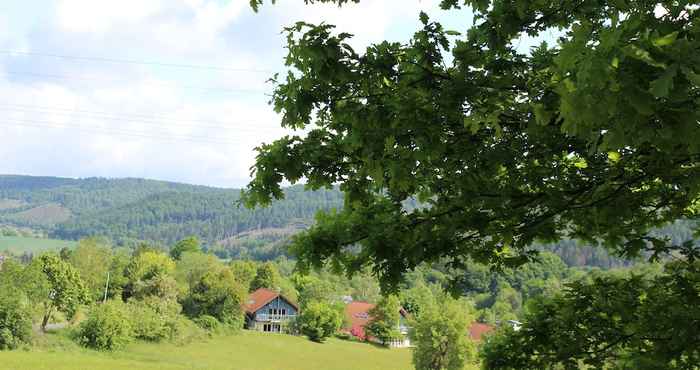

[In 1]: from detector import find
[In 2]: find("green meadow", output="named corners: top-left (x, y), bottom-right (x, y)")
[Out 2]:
top-left (2, 331), bottom-right (423, 370)
top-left (0, 236), bottom-right (76, 255)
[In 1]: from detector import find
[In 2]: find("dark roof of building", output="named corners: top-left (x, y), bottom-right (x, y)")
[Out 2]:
top-left (244, 288), bottom-right (298, 314)
top-left (468, 322), bottom-right (495, 342)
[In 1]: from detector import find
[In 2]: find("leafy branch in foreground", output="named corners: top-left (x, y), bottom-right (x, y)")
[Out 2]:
top-left (481, 259), bottom-right (700, 369)
top-left (244, 0), bottom-right (700, 291)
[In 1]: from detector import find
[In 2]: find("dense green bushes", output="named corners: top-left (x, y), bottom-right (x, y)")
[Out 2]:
top-left (0, 291), bottom-right (32, 350)
top-left (297, 302), bottom-right (343, 343)
top-left (77, 301), bottom-right (132, 351)
top-left (193, 315), bottom-right (220, 332)
top-left (183, 269), bottom-right (245, 327)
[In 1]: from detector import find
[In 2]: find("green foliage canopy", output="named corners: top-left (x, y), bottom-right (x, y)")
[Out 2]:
top-left (77, 300), bottom-right (132, 351)
top-left (182, 269), bottom-right (246, 327)
top-left (297, 301), bottom-right (344, 342)
top-left (170, 236), bottom-right (201, 261)
top-left (38, 254), bottom-right (89, 330)
top-left (0, 289), bottom-right (32, 350)
top-left (244, 1), bottom-right (700, 291)
top-left (480, 260), bottom-right (700, 370)
top-left (365, 295), bottom-right (403, 345)
top-left (68, 237), bottom-right (112, 301)
top-left (411, 298), bottom-right (475, 370)
top-left (250, 262), bottom-right (281, 292)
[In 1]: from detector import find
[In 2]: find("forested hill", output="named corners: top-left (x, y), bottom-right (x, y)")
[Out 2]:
top-left (0, 175), bottom-right (694, 266)
top-left (0, 175), bottom-right (344, 256)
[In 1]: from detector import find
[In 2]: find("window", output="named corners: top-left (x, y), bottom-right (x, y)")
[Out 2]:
top-left (281, 309), bottom-right (286, 315)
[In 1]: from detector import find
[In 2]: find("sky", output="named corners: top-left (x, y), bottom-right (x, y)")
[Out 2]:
top-left (0, 1), bottom-right (480, 188)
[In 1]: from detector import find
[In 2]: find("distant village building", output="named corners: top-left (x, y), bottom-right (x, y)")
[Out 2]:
top-left (468, 322), bottom-right (495, 342)
top-left (244, 288), bottom-right (298, 333)
top-left (506, 320), bottom-right (522, 331)
top-left (343, 301), bottom-right (412, 348)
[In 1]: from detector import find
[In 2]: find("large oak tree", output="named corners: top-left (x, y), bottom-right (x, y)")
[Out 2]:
top-left (244, 1), bottom-right (699, 365)
top-left (246, 0), bottom-right (699, 286)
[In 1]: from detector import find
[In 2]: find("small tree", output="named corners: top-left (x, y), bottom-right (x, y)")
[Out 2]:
top-left (250, 262), bottom-right (280, 292)
top-left (126, 251), bottom-right (175, 282)
top-left (175, 252), bottom-right (221, 291)
top-left (294, 274), bottom-right (336, 310)
top-left (69, 237), bottom-right (112, 301)
top-left (38, 254), bottom-right (90, 331)
top-left (127, 298), bottom-right (179, 342)
top-left (0, 290), bottom-right (32, 350)
top-left (365, 295), bottom-right (403, 345)
top-left (297, 301), bottom-right (343, 343)
top-left (183, 269), bottom-right (246, 327)
top-left (170, 236), bottom-right (201, 261)
top-left (229, 260), bottom-right (257, 290)
top-left (124, 251), bottom-right (175, 300)
top-left (412, 300), bottom-right (475, 370)
top-left (77, 300), bottom-right (132, 351)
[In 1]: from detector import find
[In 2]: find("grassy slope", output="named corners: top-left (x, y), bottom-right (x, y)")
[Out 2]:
top-left (2, 331), bottom-right (417, 370)
top-left (0, 236), bottom-right (76, 254)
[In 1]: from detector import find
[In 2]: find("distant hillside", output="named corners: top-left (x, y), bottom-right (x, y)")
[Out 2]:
top-left (0, 175), bottom-right (343, 258)
top-left (0, 175), bottom-right (693, 266)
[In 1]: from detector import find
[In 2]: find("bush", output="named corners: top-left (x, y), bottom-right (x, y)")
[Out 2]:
top-left (193, 315), bottom-right (220, 332)
top-left (77, 301), bottom-right (132, 350)
top-left (297, 301), bottom-right (343, 343)
top-left (166, 317), bottom-right (207, 346)
top-left (412, 300), bottom-right (475, 370)
top-left (127, 300), bottom-right (171, 342)
top-left (335, 332), bottom-right (352, 341)
top-left (0, 291), bottom-right (32, 350)
top-left (183, 269), bottom-right (245, 327)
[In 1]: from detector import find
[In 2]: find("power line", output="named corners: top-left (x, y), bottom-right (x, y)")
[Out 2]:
top-left (0, 50), bottom-right (276, 74)
top-left (0, 103), bottom-right (276, 128)
top-left (2, 71), bottom-right (270, 94)
top-left (0, 118), bottom-right (237, 145)
top-left (0, 104), bottom-right (281, 132)
top-left (0, 118), bottom-right (261, 145)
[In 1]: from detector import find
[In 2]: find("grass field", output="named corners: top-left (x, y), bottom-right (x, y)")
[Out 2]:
top-left (1, 331), bottom-right (417, 370)
top-left (0, 236), bottom-right (76, 255)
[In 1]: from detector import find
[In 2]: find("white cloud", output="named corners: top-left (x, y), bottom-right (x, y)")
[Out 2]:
top-left (56, 0), bottom-right (166, 34)
top-left (1, 0), bottom-right (453, 188)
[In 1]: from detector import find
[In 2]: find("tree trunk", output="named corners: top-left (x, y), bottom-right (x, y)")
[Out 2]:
top-left (41, 305), bottom-right (53, 332)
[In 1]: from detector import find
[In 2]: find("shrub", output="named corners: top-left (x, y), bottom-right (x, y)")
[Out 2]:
top-left (0, 290), bottom-right (32, 350)
top-left (127, 301), bottom-right (170, 342)
top-left (366, 295), bottom-right (403, 346)
top-left (297, 301), bottom-right (343, 343)
top-left (412, 300), bottom-right (475, 370)
top-left (193, 315), bottom-right (220, 332)
top-left (166, 317), bottom-right (207, 346)
top-left (77, 301), bottom-right (132, 350)
top-left (183, 269), bottom-right (245, 327)
top-left (335, 332), bottom-right (352, 341)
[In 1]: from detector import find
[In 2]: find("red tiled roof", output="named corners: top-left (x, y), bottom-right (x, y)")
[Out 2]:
top-left (343, 301), bottom-right (375, 340)
top-left (342, 301), bottom-right (411, 340)
top-left (468, 322), bottom-right (495, 341)
top-left (244, 288), bottom-right (298, 314)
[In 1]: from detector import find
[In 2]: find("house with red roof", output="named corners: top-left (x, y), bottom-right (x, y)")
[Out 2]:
top-left (244, 288), bottom-right (299, 333)
top-left (468, 322), bottom-right (495, 342)
top-left (343, 301), bottom-right (412, 348)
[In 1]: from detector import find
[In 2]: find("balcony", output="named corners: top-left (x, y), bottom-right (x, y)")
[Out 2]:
top-left (255, 313), bottom-right (296, 322)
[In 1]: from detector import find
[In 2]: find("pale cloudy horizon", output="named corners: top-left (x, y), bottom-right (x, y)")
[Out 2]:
top-left (0, 1), bottom-right (487, 188)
